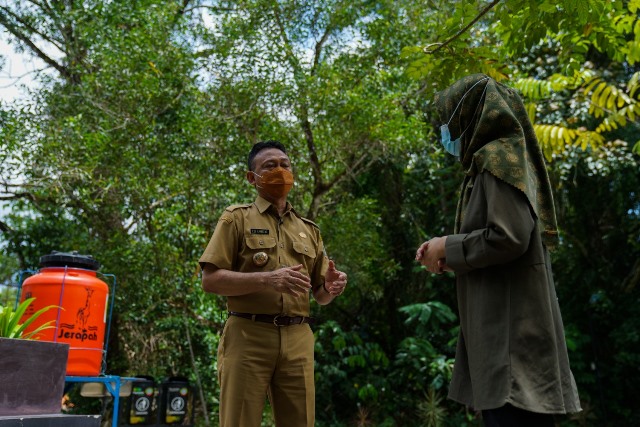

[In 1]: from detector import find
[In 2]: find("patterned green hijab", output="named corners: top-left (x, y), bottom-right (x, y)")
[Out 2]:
top-left (434, 73), bottom-right (559, 248)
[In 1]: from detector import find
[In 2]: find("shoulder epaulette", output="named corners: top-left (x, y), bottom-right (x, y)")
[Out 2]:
top-left (299, 216), bottom-right (320, 229)
top-left (225, 203), bottom-right (251, 212)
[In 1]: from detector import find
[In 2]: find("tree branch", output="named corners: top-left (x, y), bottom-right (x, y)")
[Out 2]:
top-left (2, 4), bottom-right (64, 51)
top-left (400, 0), bottom-right (502, 112)
top-left (312, 28), bottom-right (330, 76)
top-left (0, 192), bottom-right (36, 201)
top-left (185, 321), bottom-right (210, 427)
top-left (182, 5), bottom-right (238, 14)
top-left (270, 3), bottom-right (326, 214)
top-left (0, 8), bottom-right (70, 79)
top-left (424, 0), bottom-right (502, 55)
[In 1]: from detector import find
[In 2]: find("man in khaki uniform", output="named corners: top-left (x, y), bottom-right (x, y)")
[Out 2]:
top-left (199, 140), bottom-right (347, 427)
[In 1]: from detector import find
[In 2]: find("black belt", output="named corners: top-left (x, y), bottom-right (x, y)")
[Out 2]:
top-left (228, 311), bottom-right (315, 326)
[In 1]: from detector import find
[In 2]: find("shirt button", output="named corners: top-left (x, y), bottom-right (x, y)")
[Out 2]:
top-left (259, 240), bottom-right (264, 245)
top-left (280, 243), bottom-right (284, 248)
top-left (304, 247), bottom-right (308, 252)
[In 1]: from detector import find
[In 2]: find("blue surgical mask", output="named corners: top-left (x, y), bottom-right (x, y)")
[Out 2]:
top-left (440, 124), bottom-right (461, 157)
top-left (440, 77), bottom-right (489, 158)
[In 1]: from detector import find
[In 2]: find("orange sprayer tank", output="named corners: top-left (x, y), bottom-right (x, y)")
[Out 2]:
top-left (20, 251), bottom-right (109, 376)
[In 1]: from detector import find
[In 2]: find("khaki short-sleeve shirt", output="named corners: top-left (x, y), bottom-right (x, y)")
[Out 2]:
top-left (199, 196), bottom-right (329, 317)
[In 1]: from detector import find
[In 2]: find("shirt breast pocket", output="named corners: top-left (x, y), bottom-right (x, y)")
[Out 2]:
top-left (245, 236), bottom-right (277, 250)
top-left (292, 241), bottom-right (317, 259)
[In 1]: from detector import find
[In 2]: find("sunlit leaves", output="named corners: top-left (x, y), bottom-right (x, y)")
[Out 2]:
top-left (519, 71), bottom-right (640, 158)
top-left (512, 73), bottom-right (580, 100)
top-left (404, 0), bottom-right (640, 159)
top-left (585, 79), bottom-right (631, 116)
top-left (514, 78), bottom-right (555, 100)
top-left (534, 124), bottom-right (608, 159)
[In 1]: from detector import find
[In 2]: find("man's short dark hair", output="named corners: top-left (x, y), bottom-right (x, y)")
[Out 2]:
top-left (247, 140), bottom-right (287, 171)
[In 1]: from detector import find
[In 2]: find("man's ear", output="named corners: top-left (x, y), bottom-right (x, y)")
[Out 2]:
top-left (246, 170), bottom-right (256, 184)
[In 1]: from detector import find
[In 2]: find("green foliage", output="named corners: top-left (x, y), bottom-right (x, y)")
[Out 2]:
top-left (404, 0), bottom-right (640, 159)
top-left (399, 302), bottom-right (456, 341)
top-left (512, 69), bottom-right (640, 158)
top-left (416, 388), bottom-right (447, 427)
top-left (314, 320), bottom-right (390, 425)
top-left (316, 196), bottom-right (396, 308)
top-left (551, 145), bottom-right (640, 424)
top-left (314, 297), bottom-right (462, 427)
top-left (0, 297), bottom-right (58, 339)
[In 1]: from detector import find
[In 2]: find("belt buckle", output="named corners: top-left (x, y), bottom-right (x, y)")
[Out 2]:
top-left (273, 314), bottom-right (285, 326)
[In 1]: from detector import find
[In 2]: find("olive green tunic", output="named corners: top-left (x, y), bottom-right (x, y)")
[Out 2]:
top-left (445, 172), bottom-right (581, 413)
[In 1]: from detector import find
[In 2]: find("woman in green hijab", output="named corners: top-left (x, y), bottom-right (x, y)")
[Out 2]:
top-left (416, 74), bottom-right (581, 426)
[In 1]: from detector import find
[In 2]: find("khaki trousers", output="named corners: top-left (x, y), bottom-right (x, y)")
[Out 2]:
top-left (217, 315), bottom-right (315, 427)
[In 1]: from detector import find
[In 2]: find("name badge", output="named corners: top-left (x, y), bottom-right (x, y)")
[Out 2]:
top-left (251, 229), bottom-right (269, 235)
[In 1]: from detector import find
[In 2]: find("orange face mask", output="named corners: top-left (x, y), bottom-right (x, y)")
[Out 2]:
top-left (253, 167), bottom-right (294, 199)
